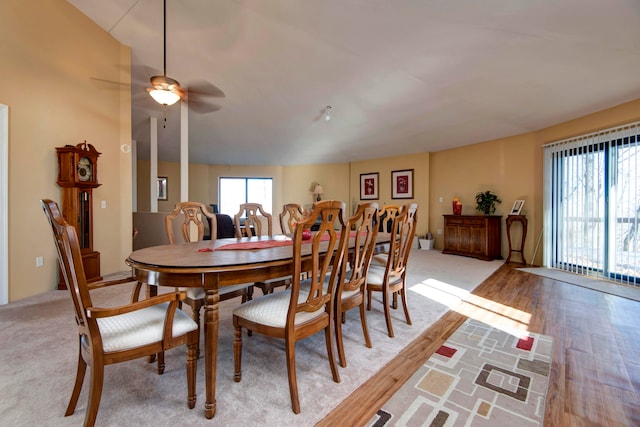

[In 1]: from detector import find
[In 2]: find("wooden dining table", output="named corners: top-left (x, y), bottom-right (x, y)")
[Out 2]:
top-left (126, 233), bottom-right (390, 419)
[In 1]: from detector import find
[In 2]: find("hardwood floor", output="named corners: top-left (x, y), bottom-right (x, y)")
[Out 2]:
top-left (318, 263), bottom-right (640, 427)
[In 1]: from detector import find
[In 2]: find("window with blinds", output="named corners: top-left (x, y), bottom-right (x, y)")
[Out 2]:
top-left (543, 121), bottom-right (640, 285)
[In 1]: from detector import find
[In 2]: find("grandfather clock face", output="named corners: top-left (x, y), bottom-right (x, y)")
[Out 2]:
top-left (77, 157), bottom-right (93, 182)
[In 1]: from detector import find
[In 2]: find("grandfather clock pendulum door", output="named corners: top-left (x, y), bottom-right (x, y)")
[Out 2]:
top-left (55, 142), bottom-right (102, 289)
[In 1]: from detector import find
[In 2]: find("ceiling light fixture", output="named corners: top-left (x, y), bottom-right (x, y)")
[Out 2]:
top-left (323, 105), bottom-right (332, 121)
top-left (148, 0), bottom-right (182, 107)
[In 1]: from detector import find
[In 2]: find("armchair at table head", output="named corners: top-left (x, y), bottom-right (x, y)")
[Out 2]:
top-left (41, 199), bottom-right (199, 427)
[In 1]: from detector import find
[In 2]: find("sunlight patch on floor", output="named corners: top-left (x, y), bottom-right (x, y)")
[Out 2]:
top-left (410, 278), bottom-right (532, 338)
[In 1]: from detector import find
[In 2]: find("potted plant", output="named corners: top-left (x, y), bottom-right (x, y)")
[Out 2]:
top-left (475, 191), bottom-right (502, 215)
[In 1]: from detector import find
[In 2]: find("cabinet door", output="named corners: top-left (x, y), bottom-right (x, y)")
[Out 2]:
top-left (457, 226), bottom-right (472, 253)
top-left (469, 225), bottom-right (486, 257)
top-left (444, 224), bottom-right (459, 251)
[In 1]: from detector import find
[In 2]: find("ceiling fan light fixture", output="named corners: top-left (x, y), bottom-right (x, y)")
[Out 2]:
top-left (149, 75), bottom-right (182, 105)
top-left (149, 88), bottom-right (181, 106)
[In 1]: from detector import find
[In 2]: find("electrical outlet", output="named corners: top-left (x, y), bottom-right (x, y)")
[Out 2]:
top-left (101, 200), bottom-right (107, 208)
top-left (437, 229), bottom-right (443, 235)
top-left (35, 256), bottom-right (44, 268)
top-left (439, 197), bottom-right (443, 203)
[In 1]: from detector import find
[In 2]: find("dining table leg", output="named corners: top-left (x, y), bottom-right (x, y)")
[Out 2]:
top-left (203, 285), bottom-right (220, 419)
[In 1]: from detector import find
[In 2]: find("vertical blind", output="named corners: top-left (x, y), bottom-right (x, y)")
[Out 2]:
top-left (543, 121), bottom-right (640, 286)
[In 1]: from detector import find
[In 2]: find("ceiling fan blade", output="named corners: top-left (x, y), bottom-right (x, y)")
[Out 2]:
top-left (187, 98), bottom-right (222, 114)
top-left (185, 80), bottom-right (226, 99)
top-left (90, 77), bottom-right (131, 88)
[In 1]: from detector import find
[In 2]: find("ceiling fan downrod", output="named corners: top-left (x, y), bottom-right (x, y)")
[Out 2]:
top-left (148, 0), bottom-right (181, 107)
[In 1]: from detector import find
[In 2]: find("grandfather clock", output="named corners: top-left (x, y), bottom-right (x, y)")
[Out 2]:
top-left (55, 141), bottom-right (102, 288)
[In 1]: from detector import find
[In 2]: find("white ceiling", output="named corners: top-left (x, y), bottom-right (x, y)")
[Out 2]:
top-left (68, 0), bottom-right (640, 165)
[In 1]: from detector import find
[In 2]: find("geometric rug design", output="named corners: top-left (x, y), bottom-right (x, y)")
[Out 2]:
top-left (367, 318), bottom-right (553, 427)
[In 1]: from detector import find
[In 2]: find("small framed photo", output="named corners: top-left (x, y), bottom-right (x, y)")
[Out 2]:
top-left (157, 176), bottom-right (168, 201)
top-left (391, 169), bottom-right (414, 199)
top-left (510, 200), bottom-right (524, 215)
top-left (360, 172), bottom-right (379, 200)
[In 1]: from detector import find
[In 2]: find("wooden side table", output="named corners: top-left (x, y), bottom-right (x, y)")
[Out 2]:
top-left (506, 215), bottom-right (527, 264)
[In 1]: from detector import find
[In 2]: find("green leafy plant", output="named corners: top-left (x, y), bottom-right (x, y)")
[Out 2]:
top-left (475, 190), bottom-right (502, 215)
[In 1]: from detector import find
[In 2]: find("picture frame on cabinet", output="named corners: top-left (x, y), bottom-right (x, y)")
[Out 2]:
top-left (510, 199), bottom-right (524, 215)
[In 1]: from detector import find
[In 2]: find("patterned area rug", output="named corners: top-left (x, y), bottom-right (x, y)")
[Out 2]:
top-left (368, 318), bottom-right (553, 427)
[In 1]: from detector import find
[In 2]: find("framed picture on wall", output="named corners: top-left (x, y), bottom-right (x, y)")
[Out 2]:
top-left (391, 169), bottom-right (414, 199)
top-left (360, 172), bottom-right (379, 200)
top-left (157, 177), bottom-right (168, 201)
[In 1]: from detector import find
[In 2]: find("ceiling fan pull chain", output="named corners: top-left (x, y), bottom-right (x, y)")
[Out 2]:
top-left (163, 105), bottom-right (167, 128)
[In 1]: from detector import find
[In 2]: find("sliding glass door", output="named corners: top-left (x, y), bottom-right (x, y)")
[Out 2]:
top-left (609, 140), bottom-right (640, 282)
top-left (544, 122), bottom-right (639, 286)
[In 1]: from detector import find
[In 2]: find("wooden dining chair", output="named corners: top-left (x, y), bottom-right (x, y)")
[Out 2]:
top-left (279, 203), bottom-right (305, 234)
top-left (377, 204), bottom-right (401, 233)
top-left (41, 199), bottom-right (199, 427)
top-left (233, 203), bottom-right (273, 237)
top-left (234, 202), bottom-right (292, 296)
top-left (366, 203), bottom-right (418, 338)
top-left (232, 200), bottom-right (344, 414)
top-left (370, 204), bottom-right (401, 266)
top-left (164, 202), bottom-right (252, 328)
top-left (333, 202), bottom-right (379, 368)
top-left (252, 203), bottom-right (306, 296)
top-left (165, 201), bottom-right (217, 244)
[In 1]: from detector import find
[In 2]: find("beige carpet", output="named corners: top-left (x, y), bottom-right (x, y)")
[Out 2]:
top-left (0, 250), bottom-right (503, 426)
top-left (517, 267), bottom-right (640, 302)
top-left (368, 318), bottom-right (553, 426)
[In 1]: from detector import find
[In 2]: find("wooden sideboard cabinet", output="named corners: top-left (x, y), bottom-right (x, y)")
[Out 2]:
top-left (442, 215), bottom-right (502, 261)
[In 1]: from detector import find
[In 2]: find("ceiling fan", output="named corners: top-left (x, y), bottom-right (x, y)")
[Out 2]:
top-left (147, 0), bottom-right (224, 111)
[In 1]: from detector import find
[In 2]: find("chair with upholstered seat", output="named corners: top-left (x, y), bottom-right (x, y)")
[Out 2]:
top-left (233, 203), bottom-right (273, 237)
top-left (333, 202), bottom-right (379, 368)
top-left (366, 203), bottom-right (418, 338)
top-left (165, 202), bottom-right (252, 328)
top-left (41, 199), bottom-right (199, 427)
top-left (232, 200), bottom-right (344, 414)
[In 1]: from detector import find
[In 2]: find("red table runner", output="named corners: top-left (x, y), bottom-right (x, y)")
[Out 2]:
top-left (216, 231), bottom-right (355, 251)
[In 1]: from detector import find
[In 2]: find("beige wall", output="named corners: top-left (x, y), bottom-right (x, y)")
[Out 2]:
top-left (2, 0), bottom-right (132, 301)
top-left (430, 98), bottom-right (640, 264)
top-left (281, 163), bottom-right (351, 211)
